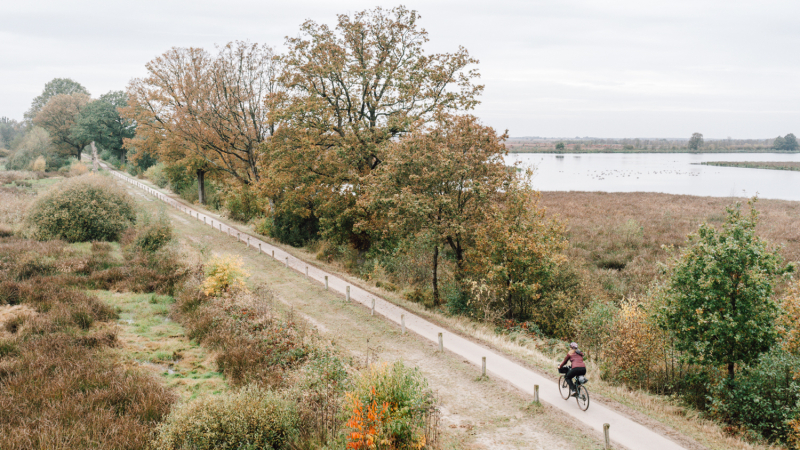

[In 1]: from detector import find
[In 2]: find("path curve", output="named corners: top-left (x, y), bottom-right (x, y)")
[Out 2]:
top-left (109, 168), bottom-right (688, 450)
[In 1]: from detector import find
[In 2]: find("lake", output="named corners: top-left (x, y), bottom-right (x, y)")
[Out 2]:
top-left (506, 153), bottom-right (800, 201)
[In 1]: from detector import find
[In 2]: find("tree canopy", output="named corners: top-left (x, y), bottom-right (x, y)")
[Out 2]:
top-left (688, 132), bottom-right (703, 151)
top-left (25, 78), bottom-right (89, 123)
top-left (73, 91), bottom-right (136, 163)
top-left (33, 93), bottom-right (92, 159)
top-left (658, 199), bottom-right (792, 378)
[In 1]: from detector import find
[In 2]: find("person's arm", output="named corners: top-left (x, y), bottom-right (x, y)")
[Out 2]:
top-left (559, 354), bottom-right (569, 369)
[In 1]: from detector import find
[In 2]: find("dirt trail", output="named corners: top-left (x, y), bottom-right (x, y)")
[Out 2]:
top-left (110, 167), bottom-right (691, 450)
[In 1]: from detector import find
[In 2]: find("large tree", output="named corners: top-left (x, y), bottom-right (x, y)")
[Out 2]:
top-left (33, 93), bottom-right (92, 159)
top-left (658, 200), bottom-right (791, 379)
top-left (124, 41), bottom-right (281, 203)
top-left (0, 117), bottom-right (23, 149)
top-left (358, 113), bottom-right (511, 304)
top-left (73, 91), bottom-right (136, 163)
top-left (688, 132), bottom-right (704, 151)
top-left (265, 6), bottom-right (482, 247)
top-left (25, 78), bottom-right (89, 123)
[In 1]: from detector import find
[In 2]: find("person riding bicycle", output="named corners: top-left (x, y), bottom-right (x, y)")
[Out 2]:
top-left (557, 342), bottom-right (586, 397)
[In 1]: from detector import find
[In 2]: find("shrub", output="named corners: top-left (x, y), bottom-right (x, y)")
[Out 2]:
top-left (144, 163), bottom-right (168, 188)
top-left (202, 255), bottom-right (249, 296)
top-left (712, 349), bottom-right (800, 443)
top-left (154, 385), bottom-right (299, 450)
top-left (270, 208), bottom-right (319, 247)
top-left (345, 362), bottom-right (437, 450)
top-left (132, 213), bottom-right (173, 253)
top-left (27, 174), bottom-right (136, 242)
top-left (31, 156), bottom-right (46, 172)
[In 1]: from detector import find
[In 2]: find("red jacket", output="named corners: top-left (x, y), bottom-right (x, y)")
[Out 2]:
top-left (560, 351), bottom-right (585, 369)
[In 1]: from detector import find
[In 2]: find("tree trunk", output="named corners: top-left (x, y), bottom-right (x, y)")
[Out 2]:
top-left (197, 169), bottom-right (206, 205)
top-left (727, 362), bottom-right (735, 379)
top-left (432, 245), bottom-right (439, 306)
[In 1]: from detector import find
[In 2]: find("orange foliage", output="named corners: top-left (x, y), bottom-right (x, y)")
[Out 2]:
top-left (345, 388), bottom-right (389, 449)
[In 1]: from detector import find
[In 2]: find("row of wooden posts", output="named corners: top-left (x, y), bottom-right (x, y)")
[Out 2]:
top-left (111, 169), bottom-right (614, 450)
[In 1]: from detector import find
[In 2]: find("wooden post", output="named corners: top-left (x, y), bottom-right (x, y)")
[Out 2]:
top-left (371, 299), bottom-right (375, 316)
top-left (604, 424), bottom-right (610, 449)
top-left (247, 237), bottom-right (250, 248)
top-left (272, 250), bottom-right (275, 258)
top-left (258, 243), bottom-right (261, 252)
top-left (346, 286), bottom-right (350, 301)
top-left (305, 266), bottom-right (309, 277)
top-left (438, 333), bottom-right (443, 352)
top-left (324, 276), bottom-right (328, 290)
top-left (285, 257), bottom-right (289, 267)
top-left (237, 233), bottom-right (240, 242)
top-left (534, 384), bottom-right (539, 403)
top-left (401, 315), bottom-right (406, 334)
top-left (204, 217), bottom-right (206, 224)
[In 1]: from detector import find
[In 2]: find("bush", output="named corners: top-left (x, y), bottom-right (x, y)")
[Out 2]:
top-left (345, 362), bottom-right (437, 450)
top-left (154, 385), bottom-right (298, 450)
top-left (202, 255), bottom-right (249, 296)
top-left (31, 156), bottom-right (46, 172)
top-left (27, 174), bottom-right (136, 242)
top-left (144, 163), bottom-right (169, 188)
top-left (270, 208), bottom-right (319, 247)
top-left (132, 213), bottom-right (173, 253)
top-left (712, 350), bottom-right (800, 443)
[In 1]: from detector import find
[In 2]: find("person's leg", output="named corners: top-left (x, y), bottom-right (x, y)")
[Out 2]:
top-left (565, 368), bottom-right (578, 391)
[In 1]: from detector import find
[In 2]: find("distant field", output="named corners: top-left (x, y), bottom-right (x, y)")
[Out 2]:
top-left (701, 161), bottom-right (800, 171)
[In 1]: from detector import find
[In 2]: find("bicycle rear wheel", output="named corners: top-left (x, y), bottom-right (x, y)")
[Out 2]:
top-left (558, 376), bottom-right (570, 400)
top-left (576, 385), bottom-right (590, 411)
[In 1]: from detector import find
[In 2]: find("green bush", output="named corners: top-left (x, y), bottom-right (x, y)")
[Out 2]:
top-left (710, 350), bottom-right (800, 443)
top-left (270, 208), bottom-right (319, 247)
top-left (27, 174), bottom-right (136, 242)
top-left (154, 385), bottom-right (298, 450)
top-left (144, 163), bottom-right (169, 188)
top-left (132, 213), bottom-right (173, 253)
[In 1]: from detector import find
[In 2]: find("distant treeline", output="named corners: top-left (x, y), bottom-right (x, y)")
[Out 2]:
top-left (508, 135), bottom-right (799, 153)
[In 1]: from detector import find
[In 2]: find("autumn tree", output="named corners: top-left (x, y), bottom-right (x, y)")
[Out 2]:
top-left (658, 199), bottom-right (792, 379)
top-left (688, 132), bottom-right (703, 151)
top-left (359, 113), bottom-right (513, 305)
top-left (124, 41), bottom-right (281, 204)
top-left (25, 78), bottom-right (89, 123)
top-left (33, 93), bottom-right (92, 159)
top-left (0, 117), bottom-right (23, 148)
top-left (265, 6), bottom-right (482, 247)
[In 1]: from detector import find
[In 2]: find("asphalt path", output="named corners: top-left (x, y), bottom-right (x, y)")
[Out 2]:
top-left (109, 167), bottom-right (688, 450)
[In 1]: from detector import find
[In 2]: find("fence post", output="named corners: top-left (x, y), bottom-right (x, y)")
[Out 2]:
top-left (534, 385), bottom-right (539, 403)
top-left (258, 243), bottom-right (261, 252)
top-left (204, 217), bottom-right (206, 224)
top-left (371, 299), bottom-right (375, 316)
top-left (346, 286), bottom-right (350, 302)
top-left (306, 266), bottom-right (309, 277)
top-left (438, 333), bottom-right (443, 352)
top-left (401, 315), bottom-right (406, 334)
top-left (285, 257), bottom-right (289, 268)
top-left (604, 424), bottom-right (610, 449)
top-left (482, 357), bottom-right (486, 377)
top-left (272, 250), bottom-right (275, 258)
top-left (247, 237), bottom-right (250, 248)
top-left (324, 276), bottom-right (328, 290)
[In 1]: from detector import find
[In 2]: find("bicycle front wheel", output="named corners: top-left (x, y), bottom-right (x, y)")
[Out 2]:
top-left (558, 376), bottom-right (570, 400)
top-left (576, 385), bottom-right (590, 411)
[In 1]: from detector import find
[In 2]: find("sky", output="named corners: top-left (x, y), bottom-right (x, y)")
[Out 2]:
top-left (1, 0), bottom-right (799, 138)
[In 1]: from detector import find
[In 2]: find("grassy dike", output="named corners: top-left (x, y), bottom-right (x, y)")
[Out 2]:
top-left (122, 169), bottom-right (795, 450)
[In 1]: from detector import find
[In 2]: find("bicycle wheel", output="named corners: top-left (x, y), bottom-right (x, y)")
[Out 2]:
top-left (576, 385), bottom-right (590, 411)
top-left (558, 376), bottom-right (570, 400)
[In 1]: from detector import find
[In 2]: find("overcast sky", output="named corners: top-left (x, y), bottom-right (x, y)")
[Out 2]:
top-left (2, 0), bottom-right (798, 138)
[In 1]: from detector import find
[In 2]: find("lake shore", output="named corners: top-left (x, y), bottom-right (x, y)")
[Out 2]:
top-left (700, 161), bottom-right (800, 171)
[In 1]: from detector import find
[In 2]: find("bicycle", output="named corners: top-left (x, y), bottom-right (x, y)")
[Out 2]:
top-left (558, 371), bottom-right (590, 411)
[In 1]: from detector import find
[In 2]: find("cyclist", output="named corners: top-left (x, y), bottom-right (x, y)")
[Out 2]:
top-left (557, 342), bottom-right (586, 397)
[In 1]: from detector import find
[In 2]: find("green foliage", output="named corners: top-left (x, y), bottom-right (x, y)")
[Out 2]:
top-left (73, 91), bottom-right (135, 163)
top-left (144, 162), bottom-right (169, 188)
top-left (5, 127), bottom-right (70, 171)
top-left (658, 199), bottom-right (790, 377)
top-left (154, 385), bottom-right (299, 450)
top-left (555, 142), bottom-right (565, 151)
top-left (773, 133), bottom-right (799, 151)
top-left (224, 187), bottom-right (263, 223)
top-left (688, 132), bottom-right (704, 151)
top-left (132, 213), bottom-right (173, 253)
top-left (347, 362), bottom-right (436, 448)
top-left (710, 349), bottom-right (800, 443)
top-left (269, 208), bottom-right (320, 247)
top-left (574, 300), bottom-right (618, 362)
top-left (27, 174), bottom-right (136, 242)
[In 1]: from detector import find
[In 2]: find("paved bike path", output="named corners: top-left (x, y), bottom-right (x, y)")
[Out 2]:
top-left (110, 168), bottom-right (688, 450)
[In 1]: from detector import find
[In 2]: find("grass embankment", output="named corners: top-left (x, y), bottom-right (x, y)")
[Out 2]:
top-left (140, 167), bottom-right (793, 450)
top-left (701, 161), bottom-right (800, 172)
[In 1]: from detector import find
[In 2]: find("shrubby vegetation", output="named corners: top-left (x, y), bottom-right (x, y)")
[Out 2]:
top-left (27, 174), bottom-right (136, 242)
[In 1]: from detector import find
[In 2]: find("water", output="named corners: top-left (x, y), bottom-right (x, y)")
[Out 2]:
top-left (506, 153), bottom-right (800, 201)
